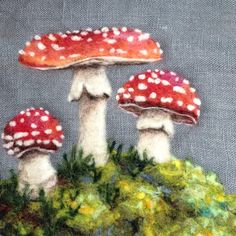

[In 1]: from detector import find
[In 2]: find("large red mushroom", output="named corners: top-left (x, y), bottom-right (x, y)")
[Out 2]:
top-left (116, 70), bottom-right (201, 163)
top-left (2, 108), bottom-right (64, 198)
top-left (18, 27), bottom-right (162, 167)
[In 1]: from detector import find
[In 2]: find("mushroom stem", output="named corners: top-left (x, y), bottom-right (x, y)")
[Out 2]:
top-left (18, 151), bottom-right (57, 198)
top-left (68, 66), bottom-right (112, 166)
top-left (136, 110), bottom-right (174, 163)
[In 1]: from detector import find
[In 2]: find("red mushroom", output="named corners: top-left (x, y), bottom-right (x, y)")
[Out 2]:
top-left (18, 27), bottom-right (162, 167)
top-left (2, 108), bottom-right (64, 198)
top-left (116, 70), bottom-right (201, 163)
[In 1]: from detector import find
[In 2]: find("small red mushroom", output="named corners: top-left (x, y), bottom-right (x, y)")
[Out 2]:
top-left (18, 27), bottom-right (163, 167)
top-left (2, 107), bottom-right (64, 198)
top-left (116, 70), bottom-right (201, 163)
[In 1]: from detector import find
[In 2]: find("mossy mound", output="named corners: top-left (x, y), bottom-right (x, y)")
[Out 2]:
top-left (0, 143), bottom-right (236, 235)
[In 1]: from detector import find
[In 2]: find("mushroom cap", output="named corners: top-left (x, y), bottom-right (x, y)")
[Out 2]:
top-left (18, 27), bottom-right (162, 70)
top-left (116, 70), bottom-right (201, 125)
top-left (2, 108), bottom-right (64, 158)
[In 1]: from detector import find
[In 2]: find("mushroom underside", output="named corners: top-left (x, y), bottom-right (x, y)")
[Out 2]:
top-left (119, 103), bottom-right (197, 125)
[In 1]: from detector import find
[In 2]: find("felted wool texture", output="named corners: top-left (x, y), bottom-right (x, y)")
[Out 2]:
top-left (78, 92), bottom-right (108, 166)
top-left (18, 151), bottom-right (57, 198)
top-left (0, 0), bottom-right (236, 193)
top-left (137, 110), bottom-right (173, 163)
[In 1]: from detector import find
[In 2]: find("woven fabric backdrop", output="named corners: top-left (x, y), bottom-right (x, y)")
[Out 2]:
top-left (0, 0), bottom-right (235, 193)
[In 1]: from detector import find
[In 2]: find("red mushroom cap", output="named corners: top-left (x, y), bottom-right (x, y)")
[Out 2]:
top-left (18, 27), bottom-right (162, 70)
top-left (116, 70), bottom-right (201, 125)
top-left (2, 108), bottom-right (64, 158)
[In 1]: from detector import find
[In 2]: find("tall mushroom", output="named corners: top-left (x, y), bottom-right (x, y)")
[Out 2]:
top-left (18, 27), bottom-right (163, 166)
top-left (2, 107), bottom-right (64, 198)
top-left (116, 69), bottom-right (201, 163)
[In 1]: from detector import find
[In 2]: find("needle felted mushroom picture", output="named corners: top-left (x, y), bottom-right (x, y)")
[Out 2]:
top-left (2, 108), bottom-right (64, 198)
top-left (116, 69), bottom-right (201, 163)
top-left (18, 27), bottom-right (163, 166)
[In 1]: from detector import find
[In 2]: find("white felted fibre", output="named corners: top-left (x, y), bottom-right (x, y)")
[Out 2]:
top-left (18, 151), bottom-right (57, 199)
top-left (78, 93), bottom-right (108, 166)
top-left (68, 66), bottom-right (112, 102)
top-left (137, 110), bottom-right (174, 163)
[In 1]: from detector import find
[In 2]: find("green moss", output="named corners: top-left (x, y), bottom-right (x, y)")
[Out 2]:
top-left (0, 145), bottom-right (236, 235)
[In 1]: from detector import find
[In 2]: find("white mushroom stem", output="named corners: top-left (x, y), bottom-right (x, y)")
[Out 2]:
top-left (136, 110), bottom-right (174, 163)
top-left (68, 66), bottom-right (112, 166)
top-left (18, 151), bottom-right (57, 199)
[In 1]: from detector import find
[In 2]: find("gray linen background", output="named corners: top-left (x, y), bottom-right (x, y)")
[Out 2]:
top-left (0, 0), bottom-right (235, 193)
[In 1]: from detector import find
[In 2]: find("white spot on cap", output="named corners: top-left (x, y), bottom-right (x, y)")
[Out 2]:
top-left (124, 93), bottom-right (131, 99)
top-left (177, 100), bottom-right (183, 106)
top-left (20, 118), bottom-right (25, 123)
top-left (173, 86), bottom-right (186, 94)
top-left (34, 35), bottom-right (41, 40)
top-left (151, 72), bottom-right (158, 78)
top-left (161, 97), bottom-right (173, 103)
top-left (153, 49), bottom-right (158, 54)
top-left (71, 35), bottom-right (82, 41)
top-left (7, 150), bottom-right (14, 155)
top-left (73, 30), bottom-right (80, 33)
top-left (109, 48), bottom-right (115, 53)
top-left (187, 104), bottom-right (195, 111)
top-left (66, 31), bottom-right (71, 34)
top-left (16, 140), bottom-right (23, 146)
top-left (155, 79), bottom-right (161, 84)
top-left (51, 44), bottom-right (65, 51)
top-left (41, 56), bottom-right (46, 61)
top-left (190, 87), bottom-right (196, 93)
top-left (9, 121), bottom-right (16, 127)
top-left (161, 80), bottom-right (170, 86)
top-left (129, 75), bottom-right (135, 81)
top-left (14, 132), bottom-right (29, 139)
top-left (134, 28), bottom-right (142, 33)
top-left (4, 135), bottom-right (13, 141)
top-left (112, 27), bottom-right (118, 31)
top-left (121, 27), bottom-right (127, 32)
top-left (175, 77), bottom-right (179, 82)
top-left (149, 92), bottom-right (157, 99)
top-left (127, 36), bottom-right (134, 42)
top-left (138, 74), bottom-right (146, 80)
top-left (59, 56), bottom-right (65, 60)
top-left (159, 71), bottom-right (165, 75)
top-left (56, 126), bottom-right (62, 131)
top-left (160, 49), bottom-right (163, 54)
top-left (94, 30), bottom-right (101, 34)
top-left (138, 33), bottom-right (150, 41)
top-left (19, 50), bottom-right (26, 55)
top-left (25, 41), bottom-right (31, 46)
top-left (43, 140), bottom-right (50, 145)
top-left (155, 69), bottom-right (159, 72)
top-left (69, 54), bottom-right (80, 58)
top-left (31, 131), bottom-right (40, 136)
top-left (138, 83), bottom-right (147, 90)
top-left (37, 42), bottom-right (46, 50)
top-left (134, 96), bottom-right (146, 102)
top-left (104, 38), bottom-right (116, 44)
top-left (148, 77), bottom-right (155, 83)
top-left (197, 110), bottom-right (200, 116)
top-left (156, 42), bottom-right (160, 48)
top-left (45, 129), bottom-right (52, 134)
top-left (24, 140), bottom-right (34, 146)
top-left (61, 135), bottom-right (65, 139)
top-left (29, 51), bottom-right (35, 57)
top-left (128, 88), bottom-right (134, 92)
top-left (102, 33), bottom-right (108, 38)
top-left (48, 34), bottom-right (56, 41)
top-left (117, 88), bottom-right (125, 93)
top-left (26, 112), bottom-right (31, 116)
top-left (37, 139), bottom-right (42, 144)
top-left (86, 28), bottom-right (92, 31)
top-left (183, 79), bottom-right (190, 85)
top-left (3, 142), bottom-right (14, 149)
top-left (139, 49), bottom-right (148, 55)
top-left (99, 48), bottom-right (104, 52)
top-left (61, 34), bottom-right (67, 38)
top-left (20, 111), bottom-right (25, 115)
top-left (53, 139), bottom-right (62, 147)
top-left (31, 123), bottom-right (37, 129)
top-left (87, 38), bottom-right (93, 42)
top-left (113, 30), bottom-right (120, 36)
top-left (193, 98), bottom-right (201, 106)
top-left (34, 112), bottom-right (40, 116)
top-left (170, 72), bottom-right (176, 76)
top-left (116, 49), bottom-right (127, 54)
top-left (101, 27), bottom-right (109, 32)
top-left (41, 116), bottom-right (49, 122)
top-left (116, 95), bottom-right (120, 100)
top-left (81, 31), bottom-right (88, 36)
